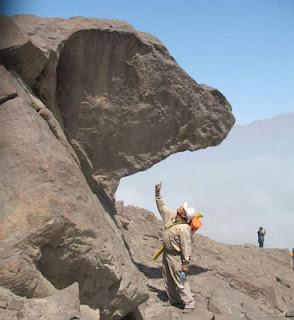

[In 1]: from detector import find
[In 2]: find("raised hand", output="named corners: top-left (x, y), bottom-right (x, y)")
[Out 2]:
top-left (155, 182), bottom-right (162, 195)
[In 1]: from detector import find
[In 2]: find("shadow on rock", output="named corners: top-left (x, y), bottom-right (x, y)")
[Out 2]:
top-left (135, 262), bottom-right (162, 279)
top-left (189, 264), bottom-right (210, 276)
top-left (135, 262), bottom-right (209, 279)
top-left (147, 284), bottom-right (168, 302)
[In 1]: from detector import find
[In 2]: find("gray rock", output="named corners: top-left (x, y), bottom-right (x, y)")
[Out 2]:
top-left (0, 17), bottom-right (48, 86)
top-left (1, 15), bottom-right (235, 197)
top-left (0, 250), bottom-right (57, 298)
top-left (213, 315), bottom-right (236, 320)
top-left (116, 204), bottom-right (294, 320)
top-left (0, 65), bottom-right (18, 104)
top-left (0, 71), bottom-right (148, 319)
top-left (276, 277), bottom-right (291, 289)
top-left (80, 304), bottom-right (100, 320)
top-left (262, 286), bottom-right (286, 312)
top-left (0, 283), bottom-right (81, 320)
top-left (286, 310), bottom-right (294, 317)
top-left (0, 15), bottom-right (235, 320)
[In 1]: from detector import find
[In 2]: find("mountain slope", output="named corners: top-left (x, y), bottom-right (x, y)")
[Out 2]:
top-left (116, 203), bottom-right (294, 320)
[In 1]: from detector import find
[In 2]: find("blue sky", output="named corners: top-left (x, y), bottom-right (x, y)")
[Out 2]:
top-left (2, 0), bottom-right (294, 123)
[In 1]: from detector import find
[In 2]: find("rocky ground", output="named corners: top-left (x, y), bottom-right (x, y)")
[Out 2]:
top-left (116, 202), bottom-right (294, 320)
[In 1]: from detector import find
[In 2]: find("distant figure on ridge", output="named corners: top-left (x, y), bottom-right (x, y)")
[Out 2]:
top-left (155, 182), bottom-right (200, 314)
top-left (257, 226), bottom-right (266, 248)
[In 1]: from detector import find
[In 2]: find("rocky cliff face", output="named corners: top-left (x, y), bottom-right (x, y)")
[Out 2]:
top-left (1, 15), bottom-right (234, 196)
top-left (0, 62), bottom-right (147, 320)
top-left (0, 15), bottom-right (234, 320)
top-left (116, 203), bottom-right (294, 320)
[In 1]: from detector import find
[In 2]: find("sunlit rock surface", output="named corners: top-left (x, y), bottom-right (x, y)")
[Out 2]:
top-left (0, 15), bottom-right (235, 320)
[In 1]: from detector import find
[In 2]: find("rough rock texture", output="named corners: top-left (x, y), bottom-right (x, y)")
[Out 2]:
top-left (0, 283), bottom-right (80, 320)
top-left (0, 14), bottom-right (234, 196)
top-left (0, 66), bottom-right (148, 319)
top-left (0, 65), bottom-right (18, 104)
top-left (116, 203), bottom-right (294, 320)
top-left (0, 16), bottom-right (48, 86)
top-left (0, 14), bottom-right (234, 320)
top-left (80, 304), bottom-right (101, 320)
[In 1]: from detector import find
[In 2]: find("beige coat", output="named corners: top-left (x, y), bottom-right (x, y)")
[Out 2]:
top-left (156, 193), bottom-right (195, 307)
top-left (156, 194), bottom-right (192, 266)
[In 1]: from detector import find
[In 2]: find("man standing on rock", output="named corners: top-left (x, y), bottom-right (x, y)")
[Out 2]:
top-left (155, 182), bottom-right (195, 313)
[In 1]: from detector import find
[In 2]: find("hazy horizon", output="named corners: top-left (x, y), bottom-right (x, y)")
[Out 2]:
top-left (117, 112), bottom-right (294, 249)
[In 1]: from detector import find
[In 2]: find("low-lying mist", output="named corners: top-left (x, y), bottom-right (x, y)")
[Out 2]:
top-left (117, 113), bottom-right (294, 249)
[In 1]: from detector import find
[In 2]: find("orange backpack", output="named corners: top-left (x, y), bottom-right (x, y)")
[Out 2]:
top-left (190, 216), bottom-right (203, 232)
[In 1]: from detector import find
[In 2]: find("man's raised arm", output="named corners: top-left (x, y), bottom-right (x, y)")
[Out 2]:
top-left (155, 182), bottom-right (167, 218)
top-left (155, 182), bottom-right (177, 226)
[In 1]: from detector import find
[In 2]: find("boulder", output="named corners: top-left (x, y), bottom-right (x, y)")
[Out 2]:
top-left (0, 65), bottom-right (18, 104)
top-left (0, 249), bottom-right (57, 298)
top-left (1, 15), bottom-right (235, 320)
top-left (0, 283), bottom-right (80, 320)
top-left (1, 15), bottom-right (235, 196)
top-left (0, 67), bottom-right (148, 319)
top-left (0, 17), bottom-right (48, 86)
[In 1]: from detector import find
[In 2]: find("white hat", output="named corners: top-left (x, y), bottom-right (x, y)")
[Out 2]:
top-left (183, 202), bottom-right (195, 221)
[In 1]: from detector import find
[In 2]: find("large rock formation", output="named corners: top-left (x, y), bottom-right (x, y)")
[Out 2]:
top-left (0, 15), bottom-right (234, 319)
top-left (0, 15), bottom-right (234, 196)
top-left (0, 65), bottom-right (147, 319)
top-left (116, 203), bottom-right (294, 320)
